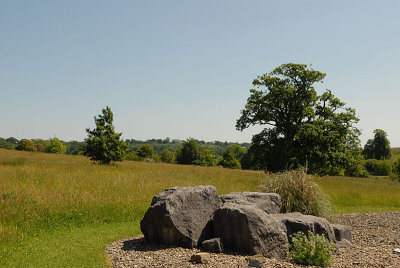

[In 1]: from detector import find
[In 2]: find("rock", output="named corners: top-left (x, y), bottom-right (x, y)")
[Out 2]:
top-left (331, 224), bottom-right (352, 242)
top-left (394, 248), bottom-right (400, 254)
top-left (213, 203), bottom-right (288, 258)
top-left (140, 185), bottom-right (222, 248)
top-left (190, 253), bottom-right (210, 264)
top-left (202, 238), bottom-right (223, 253)
top-left (247, 255), bottom-right (265, 267)
top-left (271, 212), bottom-right (336, 243)
top-left (220, 192), bottom-right (281, 214)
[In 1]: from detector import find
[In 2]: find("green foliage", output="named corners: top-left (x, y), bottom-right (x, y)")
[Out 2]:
top-left (176, 138), bottom-right (201, 165)
top-left (16, 139), bottom-right (37, 152)
top-left (236, 63), bottom-right (361, 176)
top-left (287, 231), bottom-right (336, 267)
top-left (0, 141), bottom-right (16, 150)
top-left (125, 150), bottom-right (141, 161)
top-left (193, 147), bottom-right (218, 166)
top-left (221, 151), bottom-right (241, 169)
top-left (137, 144), bottom-right (154, 159)
top-left (363, 129), bottom-right (391, 160)
top-left (82, 106), bottom-right (127, 164)
top-left (160, 148), bottom-right (175, 163)
top-left (258, 170), bottom-right (333, 220)
top-left (343, 148), bottom-right (368, 177)
top-left (44, 137), bottom-right (67, 154)
top-left (364, 159), bottom-right (392, 176)
top-left (6, 137), bottom-right (19, 145)
top-left (393, 160), bottom-right (400, 178)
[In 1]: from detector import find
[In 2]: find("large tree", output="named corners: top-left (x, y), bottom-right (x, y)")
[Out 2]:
top-left (236, 63), bottom-right (363, 175)
top-left (363, 129), bottom-right (391, 160)
top-left (83, 106), bottom-right (127, 164)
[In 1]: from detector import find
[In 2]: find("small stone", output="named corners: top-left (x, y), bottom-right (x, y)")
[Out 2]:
top-left (249, 257), bottom-right (264, 267)
top-left (394, 248), bottom-right (400, 254)
top-left (190, 253), bottom-right (210, 264)
top-left (202, 238), bottom-right (223, 253)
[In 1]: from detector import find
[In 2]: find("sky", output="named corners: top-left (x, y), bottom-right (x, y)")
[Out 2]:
top-left (1, 0), bottom-right (399, 146)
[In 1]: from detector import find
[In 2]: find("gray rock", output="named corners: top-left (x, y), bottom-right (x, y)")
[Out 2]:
top-left (213, 203), bottom-right (288, 258)
top-left (331, 224), bottom-right (352, 242)
top-left (271, 212), bottom-right (336, 243)
top-left (249, 257), bottom-right (264, 267)
top-left (202, 238), bottom-right (223, 253)
top-left (140, 185), bottom-right (222, 248)
top-left (190, 253), bottom-right (210, 264)
top-left (220, 192), bottom-right (281, 214)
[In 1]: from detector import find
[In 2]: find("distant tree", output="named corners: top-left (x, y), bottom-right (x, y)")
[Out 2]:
top-left (65, 141), bottom-right (83, 155)
top-left (137, 144), bottom-right (154, 159)
top-left (6, 137), bottom-right (19, 145)
top-left (221, 151), bottom-right (241, 169)
top-left (0, 141), bottom-right (15, 150)
top-left (160, 148), bottom-right (175, 163)
top-left (236, 63), bottom-right (363, 175)
top-left (82, 106), bottom-right (127, 164)
top-left (363, 129), bottom-right (391, 160)
top-left (176, 138), bottom-right (201, 165)
top-left (16, 139), bottom-right (37, 151)
top-left (194, 147), bottom-right (218, 166)
top-left (44, 137), bottom-right (67, 154)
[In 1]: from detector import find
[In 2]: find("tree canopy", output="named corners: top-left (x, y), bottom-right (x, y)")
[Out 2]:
top-left (363, 129), bottom-right (391, 160)
top-left (82, 106), bottom-right (127, 164)
top-left (237, 63), bottom-right (363, 175)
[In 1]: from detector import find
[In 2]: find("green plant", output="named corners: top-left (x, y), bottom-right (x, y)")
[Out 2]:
top-left (44, 137), bottom-right (67, 154)
top-left (258, 170), bottom-right (333, 220)
top-left (364, 159), bottom-right (392, 176)
top-left (82, 106), bottom-right (127, 164)
top-left (287, 230), bottom-right (336, 267)
top-left (16, 139), bottom-right (37, 152)
top-left (236, 63), bottom-right (362, 175)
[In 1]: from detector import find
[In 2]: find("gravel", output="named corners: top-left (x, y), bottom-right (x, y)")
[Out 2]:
top-left (106, 212), bottom-right (400, 267)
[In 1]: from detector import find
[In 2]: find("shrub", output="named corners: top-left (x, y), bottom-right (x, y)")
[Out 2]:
top-left (258, 170), bottom-right (333, 220)
top-left (16, 139), bottom-right (37, 152)
top-left (392, 160), bottom-right (400, 180)
top-left (160, 148), bottom-right (175, 163)
top-left (364, 159), bottom-right (392, 176)
top-left (137, 144), bottom-right (154, 159)
top-left (287, 231), bottom-right (336, 267)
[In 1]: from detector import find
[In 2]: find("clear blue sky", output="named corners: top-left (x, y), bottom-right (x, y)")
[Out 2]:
top-left (1, 1), bottom-right (399, 146)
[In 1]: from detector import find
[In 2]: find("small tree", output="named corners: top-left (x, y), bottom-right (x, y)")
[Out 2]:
top-left (137, 144), bottom-right (154, 159)
top-left (176, 138), bottom-right (200, 165)
top-left (160, 148), bottom-right (175, 163)
top-left (363, 129), bottom-right (391, 160)
top-left (44, 137), bottom-right (67, 154)
top-left (82, 106), bottom-right (127, 164)
top-left (16, 139), bottom-right (37, 151)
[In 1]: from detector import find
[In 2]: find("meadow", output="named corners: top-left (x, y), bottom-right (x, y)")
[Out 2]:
top-left (1, 149), bottom-right (400, 267)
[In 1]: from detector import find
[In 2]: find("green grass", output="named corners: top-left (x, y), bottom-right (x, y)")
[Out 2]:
top-left (1, 149), bottom-right (400, 267)
top-left (314, 176), bottom-right (400, 213)
top-left (0, 149), bottom-right (261, 267)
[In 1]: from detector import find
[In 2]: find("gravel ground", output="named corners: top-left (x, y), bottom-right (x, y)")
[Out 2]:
top-left (106, 212), bottom-right (400, 267)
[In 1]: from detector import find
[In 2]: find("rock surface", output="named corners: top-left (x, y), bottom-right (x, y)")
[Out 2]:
top-left (220, 192), bottom-right (281, 214)
top-left (190, 253), bottom-right (210, 264)
top-left (213, 203), bottom-right (288, 258)
top-left (140, 185), bottom-right (222, 248)
top-left (271, 212), bottom-right (336, 243)
top-left (202, 238), bottom-right (223, 253)
top-left (106, 212), bottom-right (400, 267)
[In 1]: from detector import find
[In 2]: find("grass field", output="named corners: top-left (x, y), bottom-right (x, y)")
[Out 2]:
top-left (1, 149), bottom-right (400, 267)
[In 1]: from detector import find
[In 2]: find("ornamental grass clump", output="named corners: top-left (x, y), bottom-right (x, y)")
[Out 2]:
top-left (258, 170), bottom-right (333, 221)
top-left (287, 231), bottom-right (336, 267)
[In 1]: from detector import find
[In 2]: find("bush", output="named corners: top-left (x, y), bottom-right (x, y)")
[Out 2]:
top-left (392, 160), bottom-right (400, 180)
top-left (258, 170), bottom-right (333, 220)
top-left (16, 139), bottom-right (37, 152)
top-left (364, 159), bottom-right (392, 176)
top-left (287, 231), bottom-right (336, 267)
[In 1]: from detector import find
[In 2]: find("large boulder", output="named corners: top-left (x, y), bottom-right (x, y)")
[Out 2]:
top-left (140, 185), bottom-right (222, 248)
top-left (220, 192), bottom-right (281, 214)
top-left (271, 212), bottom-right (336, 242)
top-left (213, 203), bottom-right (288, 258)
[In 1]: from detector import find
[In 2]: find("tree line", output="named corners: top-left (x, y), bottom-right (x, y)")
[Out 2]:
top-left (2, 63), bottom-right (398, 178)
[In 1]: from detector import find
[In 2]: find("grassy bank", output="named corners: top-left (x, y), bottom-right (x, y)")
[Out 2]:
top-left (0, 149), bottom-right (261, 267)
top-left (1, 149), bottom-right (400, 267)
